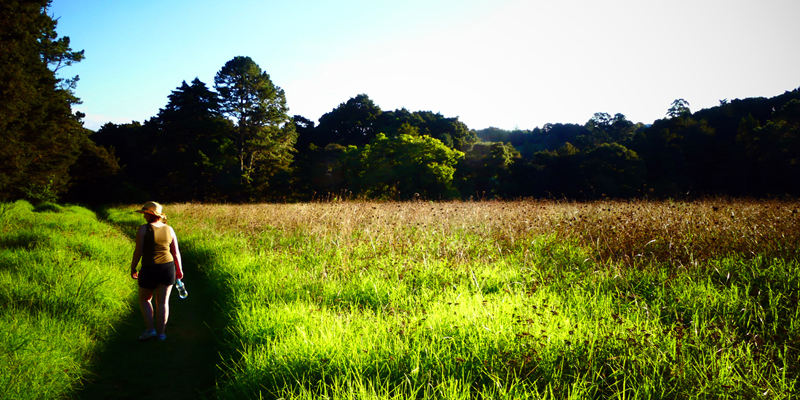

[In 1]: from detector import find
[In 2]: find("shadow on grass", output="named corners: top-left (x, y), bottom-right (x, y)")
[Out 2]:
top-left (94, 206), bottom-right (141, 241)
top-left (77, 257), bottom-right (223, 400)
top-left (77, 214), bottom-right (227, 400)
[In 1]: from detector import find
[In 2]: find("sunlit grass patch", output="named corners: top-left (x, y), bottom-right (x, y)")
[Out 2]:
top-left (213, 239), bottom-right (593, 399)
top-left (114, 199), bottom-right (799, 399)
top-left (0, 201), bottom-right (135, 400)
top-left (0, 311), bottom-right (94, 399)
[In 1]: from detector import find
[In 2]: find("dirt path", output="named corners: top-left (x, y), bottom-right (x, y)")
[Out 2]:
top-left (78, 220), bottom-right (225, 399)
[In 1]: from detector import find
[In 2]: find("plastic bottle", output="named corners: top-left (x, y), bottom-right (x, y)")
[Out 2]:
top-left (175, 279), bottom-right (188, 299)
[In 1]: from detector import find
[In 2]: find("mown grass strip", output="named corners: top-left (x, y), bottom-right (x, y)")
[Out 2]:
top-left (84, 206), bottom-right (226, 400)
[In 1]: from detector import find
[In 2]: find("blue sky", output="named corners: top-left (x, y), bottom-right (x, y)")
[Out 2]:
top-left (50, 0), bottom-right (800, 131)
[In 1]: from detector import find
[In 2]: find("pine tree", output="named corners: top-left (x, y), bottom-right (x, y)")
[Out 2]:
top-left (214, 56), bottom-right (297, 194)
top-left (0, 0), bottom-right (90, 202)
top-left (152, 78), bottom-right (236, 201)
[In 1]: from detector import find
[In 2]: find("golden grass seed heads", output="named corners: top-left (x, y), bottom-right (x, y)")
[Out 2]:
top-left (167, 199), bottom-right (799, 268)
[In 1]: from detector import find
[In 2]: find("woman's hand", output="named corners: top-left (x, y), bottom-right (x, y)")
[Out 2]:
top-left (170, 227), bottom-right (183, 280)
top-left (130, 225), bottom-right (146, 280)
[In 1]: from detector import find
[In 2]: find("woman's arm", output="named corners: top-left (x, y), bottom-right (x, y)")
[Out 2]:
top-left (130, 225), bottom-right (146, 279)
top-left (170, 226), bottom-right (184, 280)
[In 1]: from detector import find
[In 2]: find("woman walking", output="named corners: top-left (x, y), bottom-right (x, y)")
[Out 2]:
top-left (130, 201), bottom-right (184, 341)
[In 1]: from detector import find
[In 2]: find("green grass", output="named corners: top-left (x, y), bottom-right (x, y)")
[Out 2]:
top-left (4, 200), bottom-right (798, 399)
top-left (87, 206), bottom-right (223, 400)
top-left (146, 201), bottom-right (799, 399)
top-left (0, 201), bottom-right (135, 399)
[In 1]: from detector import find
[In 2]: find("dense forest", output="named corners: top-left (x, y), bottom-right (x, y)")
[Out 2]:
top-left (3, 1), bottom-right (800, 205)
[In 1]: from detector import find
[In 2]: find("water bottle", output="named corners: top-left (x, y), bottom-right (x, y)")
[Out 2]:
top-left (175, 279), bottom-right (188, 299)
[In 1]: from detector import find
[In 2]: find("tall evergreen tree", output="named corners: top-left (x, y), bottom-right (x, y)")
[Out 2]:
top-left (0, 0), bottom-right (88, 202)
top-left (152, 78), bottom-right (236, 201)
top-left (214, 56), bottom-right (297, 191)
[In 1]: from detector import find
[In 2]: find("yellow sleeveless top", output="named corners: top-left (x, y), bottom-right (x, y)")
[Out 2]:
top-left (142, 224), bottom-right (174, 266)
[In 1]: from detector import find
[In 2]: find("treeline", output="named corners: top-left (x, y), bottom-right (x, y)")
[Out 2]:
top-left (0, 0), bottom-right (118, 204)
top-left (74, 86), bottom-right (800, 204)
top-left (78, 88), bottom-right (473, 203)
top-left (475, 94), bottom-right (800, 199)
top-left (3, 1), bottom-right (799, 205)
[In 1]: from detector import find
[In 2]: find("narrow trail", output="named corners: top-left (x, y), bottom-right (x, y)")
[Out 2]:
top-left (78, 218), bottom-right (226, 399)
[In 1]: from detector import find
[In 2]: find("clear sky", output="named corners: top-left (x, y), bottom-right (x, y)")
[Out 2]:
top-left (49, 0), bottom-right (800, 132)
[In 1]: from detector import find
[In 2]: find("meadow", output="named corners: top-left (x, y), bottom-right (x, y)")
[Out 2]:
top-left (1, 199), bottom-right (798, 399)
top-left (146, 199), bottom-right (798, 399)
top-left (0, 201), bottom-right (135, 399)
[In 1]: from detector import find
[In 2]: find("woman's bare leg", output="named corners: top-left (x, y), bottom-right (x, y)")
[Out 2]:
top-left (154, 284), bottom-right (173, 335)
top-left (138, 287), bottom-right (155, 331)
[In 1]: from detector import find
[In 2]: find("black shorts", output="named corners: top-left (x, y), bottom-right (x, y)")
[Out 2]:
top-left (138, 261), bottom-right (176, 289)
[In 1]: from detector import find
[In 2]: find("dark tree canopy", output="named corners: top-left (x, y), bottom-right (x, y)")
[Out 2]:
top-left (152, 79), bottom-right (236, 201)
top-left (215, 56), bottom-right (297, 189)
top-left (0, 0), bottom-right (101, 203)
top-left (314, 94), bottom-right (383, 147)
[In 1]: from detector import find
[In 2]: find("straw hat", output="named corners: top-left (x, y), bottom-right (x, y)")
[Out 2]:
top-left (135, 201), bottom-right (167, 220)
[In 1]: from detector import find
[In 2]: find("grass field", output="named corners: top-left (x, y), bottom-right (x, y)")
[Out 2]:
top-left (0, 201), bottom-right (135, 399)
top-left (2, 199), bottom-right (798, 399)
top-left (149, 199), bottom-right (798, 399)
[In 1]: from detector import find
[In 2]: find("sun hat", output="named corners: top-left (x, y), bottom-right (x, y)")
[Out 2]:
top-left (135, 201), bottom-right (167, 220)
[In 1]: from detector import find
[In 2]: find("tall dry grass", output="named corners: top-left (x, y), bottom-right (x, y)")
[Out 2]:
top-left (170, 198), bottom-right (799, 266)
top-left (154, 198), bottom-right (799, 399)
